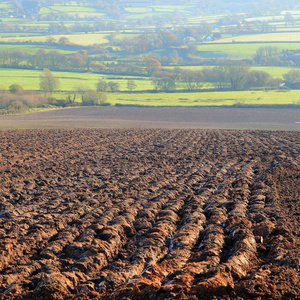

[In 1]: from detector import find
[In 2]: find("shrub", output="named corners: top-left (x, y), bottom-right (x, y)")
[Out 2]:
top-left (9, 84), bottom-right (24, 94)
top-left (82, 90), bottom-right (109, 106)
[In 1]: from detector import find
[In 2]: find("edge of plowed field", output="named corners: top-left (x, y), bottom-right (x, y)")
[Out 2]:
top-left (0, 107), bottom-right (300, 131)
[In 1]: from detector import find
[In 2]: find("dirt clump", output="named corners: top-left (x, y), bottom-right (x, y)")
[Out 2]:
top-left (0, 129), bottom-right (299, 299)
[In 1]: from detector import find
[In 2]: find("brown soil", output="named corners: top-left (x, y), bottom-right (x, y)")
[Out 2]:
top-left (0, 107), bottom-right (300, 130)
top-left (0, 129), bottom-right (299, 300)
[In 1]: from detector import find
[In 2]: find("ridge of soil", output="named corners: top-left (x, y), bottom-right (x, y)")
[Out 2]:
top-left (0, 129), bottom-right (299, 299)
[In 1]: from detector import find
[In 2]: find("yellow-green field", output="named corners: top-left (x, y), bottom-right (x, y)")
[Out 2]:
top-left (0, 33), bottom-right (110, 46)
top-left (39, 5), bottom-right (104, 18)
top-left (216, 32), bottom-right (300, 43)
top-left (124, 7), bottom-right (151, 13)
top-left (105, 90), bottom-right (300, 106)
top-left (0, 68), bottom-right (299, 107)
top-left (0, 44), bottom-right (75, 54)
top-left (0, 68), bottom-right (151, 91)
top-left (197, 42), bottom-right (300, 59)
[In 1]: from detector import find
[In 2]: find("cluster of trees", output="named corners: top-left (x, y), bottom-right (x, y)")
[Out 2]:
top-left (253, 46), bottom-right (300, 66)
top-left (283, 69), bottom-right (300, 88)
top-left (0, 85), bottom-right (48, 114)
top-left (46, 21), bottom-right (118, 35)
top-left (80, 90), bottom-right (108, 106)
top-left (96, 79), bottom-right (137, 92)
top-left (39, 68), bottom-right (109, 106)
top-left (221, 22), bottom-right (276, 35)
top-left (151, 63), bottom-right (283, 91)
top-left (39, 66), bottom-right (299, 98)
top-left (0, 49), bottom-right (91, 71)
top-left (114, 25), bottom-right (214, 54)
top-left (96, 79), bottom-right (120, 92)
top-left (2, 44), bottom-right (300, 81)
top-left (1, 66), bottom-right (298, 114)
top-left (0, 48), bottom-right (177, 74)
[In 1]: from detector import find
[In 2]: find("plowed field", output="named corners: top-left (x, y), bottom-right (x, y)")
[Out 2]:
top-left (0, 129), bottom-right (299, 300)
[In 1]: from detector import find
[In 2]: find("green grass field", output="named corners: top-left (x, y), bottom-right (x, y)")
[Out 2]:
top-left (48, 6), bottom-right (98, 13)
top-left (251, 66), bottom-right (300, 78)
top-left (124, 7), bottom-right (151, 13)
top-left (216, 32), bottom-right (300, 43)
top-left (0, 68), bottom-right (104, 90)
top-left (39, 5), bottom-right (104, 18)
top-left (0, 44), bottom-right (75, 54)
top-left (105, 90), bottom-right (300, 106)
top-left (0, 33), bottom-right (41, 38)
top-left (0, 2), bottom-right (300, 110)
top-left (0, 68), bottom-right (152, 91)
top-left (0, 67), bottom-right (299, 107)
top-left (197, 42), bottom-right (300, 59)
top-left (0, 33), bottom-right (110, 46)
top-left (0, 66), bottom-right (297, 92)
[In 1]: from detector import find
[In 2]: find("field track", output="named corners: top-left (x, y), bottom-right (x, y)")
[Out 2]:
top-left (0, 107), bottom-right (300, 130)
top-left (0, 129), bottom-right (299, 299)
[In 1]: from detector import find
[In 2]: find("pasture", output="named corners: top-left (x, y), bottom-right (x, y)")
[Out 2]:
top-left (0, 44), bottom-right (75, 54)
top-left (216, 32), bottom-right (300, 43)
top-left (0, 33), bottom-right (110, 46)
top-left (107, 90), bottom-right (300, 106)
top-left (0, 68), bottom-right (152, 92)
top-left (39, 5), bottom-right (105, 18)
top-left (0, 1), bottom-right (299, 111)
top-left (0, 68), bottom-right (105, 90)
top-left (197, 42), bottom-right (300, 59)
top-left (0, 68), bottom-right (299, 107)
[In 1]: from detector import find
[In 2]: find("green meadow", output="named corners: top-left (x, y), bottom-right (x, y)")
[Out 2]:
top-left (0, 44), bottom-right (75, 54)
top-left (0, 68), bottom-right (152, 91)
top-left (216, 32), bottom-right (300, 43)
top-left (0, 1), bottom-right (300, 110)
top-left (197, 43), bottom-right (300, 59)
top-left (251, 66), bottom-right (300, 78)
top-left (1, 67), bottom-right (299, 107)
top-left (39, 5), bottom-right (104, 18)
top-left (165, 65), bottom-right (300, 79)
top-left (105, 90), bottom-right (300, 106)
top-left (0, 33), bottom-right (110, 46)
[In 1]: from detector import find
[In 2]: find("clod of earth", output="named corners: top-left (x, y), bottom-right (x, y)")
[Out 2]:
top-left (0, 129), bottom-right (299, 299)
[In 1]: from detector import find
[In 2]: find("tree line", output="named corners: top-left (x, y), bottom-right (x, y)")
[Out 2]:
top-left (1, 44), bottom-right (300, 79)
top-left (150, 64), bottom-right (283, 92)
top-left (1, 66), bottom-right (299, 115)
